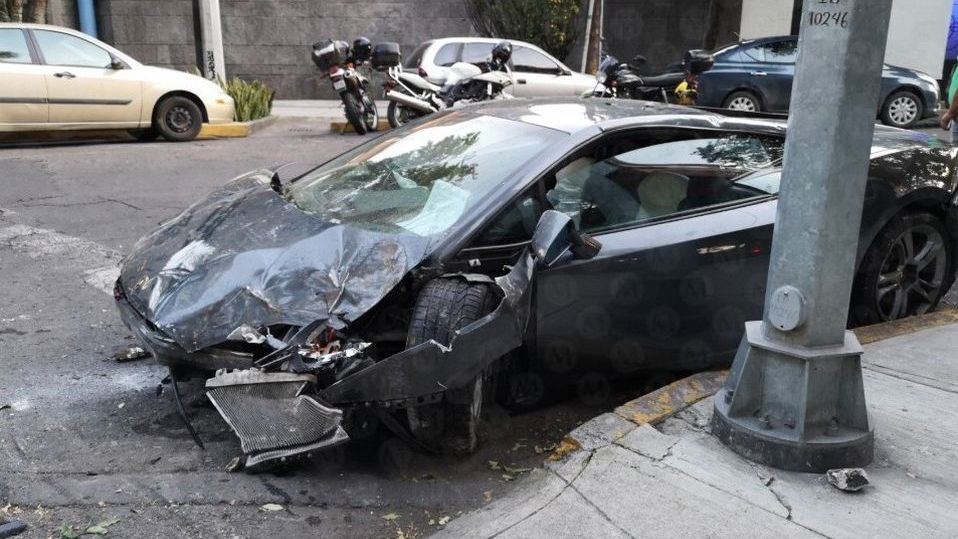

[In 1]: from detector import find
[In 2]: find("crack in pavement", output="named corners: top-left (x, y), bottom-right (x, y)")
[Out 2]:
top-left (13, 197), bottom-right (142, 211)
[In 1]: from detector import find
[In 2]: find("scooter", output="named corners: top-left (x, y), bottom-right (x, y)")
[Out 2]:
top-left (383, 41), bottom-right (514, 128)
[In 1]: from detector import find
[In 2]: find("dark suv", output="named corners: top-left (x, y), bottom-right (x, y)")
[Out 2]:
top-left (696, 36), bottom-right (941, 128)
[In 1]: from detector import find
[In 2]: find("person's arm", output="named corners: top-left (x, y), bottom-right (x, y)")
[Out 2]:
top-left (941, 88), bottom-right (958, 129)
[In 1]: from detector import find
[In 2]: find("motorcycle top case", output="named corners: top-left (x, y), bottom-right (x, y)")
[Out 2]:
top-left (371, 42), bottom-right (401, 71)
top-left (683, 49), bottom-right (715, 75)
top-left (312, 40), bottom-right (351, 71)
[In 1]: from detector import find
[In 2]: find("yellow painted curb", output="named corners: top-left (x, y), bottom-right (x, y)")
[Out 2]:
top-left (853, 307), bottom-right (958, 345)
top-left (198, 122), bottom-right (251, 139)
top-left (329, 119), bottom-right (392, 134)
top-left (614, 370), bottom-right (728, 427)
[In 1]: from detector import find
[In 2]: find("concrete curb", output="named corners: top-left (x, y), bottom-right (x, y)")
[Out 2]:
top-left (329, 119), bottom-right (392, 134)
top-left (853, 307), bottom-right (958, 344)
top-left (197, 115), bottom-right (277, 139)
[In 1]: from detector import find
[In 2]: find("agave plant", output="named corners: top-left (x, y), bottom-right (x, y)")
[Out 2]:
top-left (221, 78), bottom-right (275, 122)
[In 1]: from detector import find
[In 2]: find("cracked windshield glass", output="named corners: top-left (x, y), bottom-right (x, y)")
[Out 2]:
top-left (287, 113), bottom-right (563, 237)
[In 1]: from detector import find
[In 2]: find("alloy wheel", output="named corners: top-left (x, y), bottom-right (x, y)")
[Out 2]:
top-left (887, 96), bottom-right (919, 126)
top-left (875, 224), bottom-right (947, 320)
top-left (728, 96), bottom-right (757, 111)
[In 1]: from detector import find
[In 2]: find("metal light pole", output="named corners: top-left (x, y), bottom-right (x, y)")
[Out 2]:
top-left (712, 0), bottom-right (894, 472)
top-left (197, 0), bottom-right (226, 83)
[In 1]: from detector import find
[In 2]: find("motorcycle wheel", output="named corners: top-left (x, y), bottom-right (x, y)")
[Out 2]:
top-left (362, 96), bottom-right (379, 132)
top-left (387, 101), bottom-right (415, 128)
top-left (341, 92), bottom-right (367, 135)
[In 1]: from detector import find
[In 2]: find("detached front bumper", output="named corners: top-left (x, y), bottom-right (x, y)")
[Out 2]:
top-left (114, 279), bottom-right (254, 373)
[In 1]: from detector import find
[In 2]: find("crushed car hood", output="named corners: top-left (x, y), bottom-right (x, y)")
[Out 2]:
top-left (119, 171), bottom-right (430, 352)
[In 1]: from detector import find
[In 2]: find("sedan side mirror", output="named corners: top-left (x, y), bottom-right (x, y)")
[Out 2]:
top-left (110, 56), bottom-right (125, 70)
top-left (530, 210), bottom-right (602, 268)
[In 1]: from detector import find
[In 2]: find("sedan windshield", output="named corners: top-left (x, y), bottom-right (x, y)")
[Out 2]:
top-left (287, 113), bottom-right (564, 237)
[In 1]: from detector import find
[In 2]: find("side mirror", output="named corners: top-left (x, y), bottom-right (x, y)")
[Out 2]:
top-left (530, 210), bottom-right (602, 268)
top-left (110, 56), bottom-right (125, 70)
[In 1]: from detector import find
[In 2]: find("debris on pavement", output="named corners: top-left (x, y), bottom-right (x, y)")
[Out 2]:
top-left (225, 455), bottom-right (246, 472)
top-left (259, 504), bottom-right (284, 512)
top-left (382, 513), bottom-right (400, 522)
top-left (0, 404), bottom-right (9, 412)
top-left (437, 516), bottom-right (451, 526)
top-left (59, 517), bottom-right (120, 538)
top-left (0, 518), bottom-right (27, 539)
top-left (826, 468), bottom-right (870, 492)
top-left (110, 346), bottom-right (150, 362)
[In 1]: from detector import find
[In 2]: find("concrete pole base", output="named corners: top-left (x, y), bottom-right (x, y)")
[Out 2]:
top-left (711, 321), bottom-right (874, 473)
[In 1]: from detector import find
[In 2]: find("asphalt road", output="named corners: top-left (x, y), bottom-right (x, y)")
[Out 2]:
top-left (0, 120), bottom-right (649, 539)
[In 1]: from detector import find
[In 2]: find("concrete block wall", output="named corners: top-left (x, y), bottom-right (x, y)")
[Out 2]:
top-left (96, 0), bottom-right (200, 72)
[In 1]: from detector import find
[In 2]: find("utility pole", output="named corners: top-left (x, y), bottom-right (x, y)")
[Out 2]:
top-left (197, 0), bottom-right (226, 83)
top-left (712, 0), bottom-right (894, 472)
top-left (583, 0), bottom-right (603, 74)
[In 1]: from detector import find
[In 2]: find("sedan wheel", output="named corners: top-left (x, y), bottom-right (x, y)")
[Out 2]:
top-left (881, 91), bottom-right (922, 128)
top-left (154, 96), bottom-right (204, 142)
top-left (723, 91), bottom-right (760, 112)
top-left (852, 213), bottom-right (952, 325)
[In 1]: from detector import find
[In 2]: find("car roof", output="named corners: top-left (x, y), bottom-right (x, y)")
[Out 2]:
top-left (459, 97), bottom-right (933, 155)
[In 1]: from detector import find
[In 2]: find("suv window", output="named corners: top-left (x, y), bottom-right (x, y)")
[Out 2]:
top-left (462, 42), bottom-right (493, 64)
top-left (512, 46), bottom-right (560, 74)
top-left (546, 131), bottom-right (784, 233)
top-left (0, 29), bottom-right (32, 64)
top-left (34, 30), bottom-right (112, 68)
top-left (433, 43), bottom-right (460, 67)
top-left (757, 40), bottom-right (798, 64)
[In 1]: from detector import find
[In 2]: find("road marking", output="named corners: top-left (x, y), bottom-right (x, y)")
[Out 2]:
top-left (0, 220), bottom-right (121, 295)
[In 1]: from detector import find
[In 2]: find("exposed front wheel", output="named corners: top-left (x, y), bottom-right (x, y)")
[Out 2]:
top-left (362, 95), bottom-right (379, 132)
top-left (851, 213), bottom-right (952, 325)
top-left (723, 91), bottom-right (761, 112)
top-left (405, 278), bottom-right (499, 455)
top-left (154, 96), bottom-right (203, 142)
top-left (881, 90), bottom-right (923, 128)
top-left (341, 92), bottom-right (367, 135)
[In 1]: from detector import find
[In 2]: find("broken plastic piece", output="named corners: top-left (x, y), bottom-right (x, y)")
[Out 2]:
top-left (826, 468), bottom-right (870, 492)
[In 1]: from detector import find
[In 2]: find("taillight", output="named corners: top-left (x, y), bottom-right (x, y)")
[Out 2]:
top-left (418, 67), bottom-right (429, 78)
top-left (329, 66), bottom-right (342, 77)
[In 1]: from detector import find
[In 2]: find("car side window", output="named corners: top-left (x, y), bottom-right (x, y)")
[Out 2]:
top-left (462, 42), bottom-right (494, 64)
top-left (511, 46), bottom-right (560, 74)
top-left (545, 130), bottom-right (784, 234)
top-left (472, 190), bottom-right (543, 247)
top-left (433, 43), bottom-right (459, 67)
top-left (758, 40), bottom-right (798, 64)
top-left (723, 46), bottom-right (763, 63)
top-left (0, 29), bottom-right (32, 64)
top-left (34, 30), bottom-right (112, 68)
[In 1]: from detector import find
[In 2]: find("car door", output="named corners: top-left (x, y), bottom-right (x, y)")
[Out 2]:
top-left (533, 128), bottom-right (784, 378)
top-left (751, 39), bottom-right (797, 112)
top-left (0, 27), bottom-right (48, 128)
top-left (30, 28), bottom-right (142, 127)
top-left (509, 45), bottom-right (575, 97)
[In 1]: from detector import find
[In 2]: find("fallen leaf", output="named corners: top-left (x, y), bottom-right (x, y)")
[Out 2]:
top-left (438, 516), bottom-right (451, 525)
top-left (482, 490), bottom-right (493, 503)
top-left (502, 465), bottom-right (531, 475)
top-left (259, 503), bottom-right (284, 512)
top-left (60, 525), bottom-right (81, 539)
top-left (226, 456), bottom-right (245, 472)
top-left (501, 473), bottom-right (515, 481)
top-left (510, 443), bottom-right (525, 452)
top-left (382, 512), bottom-right (400, 521)
top-left (487, 460), bottom-right (500, 470)
top-left (533, 445), bottom-right (543, 454)
top-left (85, 517), bottom-right (120, 535)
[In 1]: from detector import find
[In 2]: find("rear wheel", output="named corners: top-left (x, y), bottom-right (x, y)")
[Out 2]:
top-left (341, 92), bottom-right (367, 135)
top-left (387, 100), bottom-right (415, 128)
top-left (155, 96), bottom-right (203, 142)
top-left (361, 95), bottom-right (379, 132)
top-left (723, 91), bottom-right (761, 112)
top-left (405, 278), bottom-right (498, 455)
top-left (881, 90), bottom-right (923, 128)
top-left (851, 213), bottom-right (952, 325)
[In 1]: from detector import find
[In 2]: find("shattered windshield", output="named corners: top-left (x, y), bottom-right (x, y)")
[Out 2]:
top-left (287, 113), bottom-right (563, 237)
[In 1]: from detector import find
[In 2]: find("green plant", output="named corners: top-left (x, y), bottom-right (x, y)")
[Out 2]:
top-left (221, 77), bottom-right (275, 122)
top-left (463, 0), bottom-right (582, 61)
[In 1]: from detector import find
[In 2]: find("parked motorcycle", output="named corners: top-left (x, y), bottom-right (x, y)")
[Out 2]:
top-left (382, 41), bottom-right (514, 128)
top-left (311, 37), bottom-right (380, 135)
top-left (591, 49), bottom-right (714, 104)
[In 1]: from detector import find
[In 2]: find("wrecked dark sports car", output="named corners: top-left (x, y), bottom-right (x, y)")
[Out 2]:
top-left (114, 98), bottom-right (958, 467)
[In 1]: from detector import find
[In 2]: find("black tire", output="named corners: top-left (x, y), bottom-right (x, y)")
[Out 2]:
top-left (722, 90), bottom-right (762, 112)
top-left (341, 92), bottom-right (367, 135)
top-left (851, 213), bottom-right (952, 326)
top-left (362, 95), bottom-right (379, 132)
top-left (405, 278), bottom-right (498, 455)
top-left (128, 128), bottom-right (158, 142)
top-left (387, 100), bottom-right (415, 128)
top-left (881, 90), bottom-right (923, 128)
top-left (154, 96), bottom-right (203, 142)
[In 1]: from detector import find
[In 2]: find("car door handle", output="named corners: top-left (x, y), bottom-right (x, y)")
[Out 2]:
top-left (750, 71), bottom-right (768, 77)
top-left (517, 78), bottom-right (527, 84)
top-left (54, 71), bottom-right (76, 79)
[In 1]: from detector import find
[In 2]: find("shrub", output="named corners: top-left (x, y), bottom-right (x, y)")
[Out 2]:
top-left (221, 77), bottom-right (275, 122)
top-left (463, 0), bottom-right (582, 61)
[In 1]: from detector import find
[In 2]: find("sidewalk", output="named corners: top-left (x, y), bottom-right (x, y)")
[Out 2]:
top-left (272, 99), bottom-right (389, 119)
top-left (437, 312), bottom-right (958, 538)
